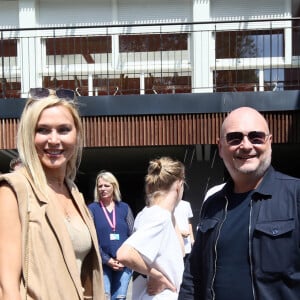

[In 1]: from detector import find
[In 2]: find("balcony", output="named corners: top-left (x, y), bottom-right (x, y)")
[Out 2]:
top-left (0, 17), bottom-right (300, 99)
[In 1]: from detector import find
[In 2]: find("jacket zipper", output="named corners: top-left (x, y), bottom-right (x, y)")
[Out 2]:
top-left (249, 198), bottom-right (256, 300)
top-left (211, 196), bottom-right (229, 300)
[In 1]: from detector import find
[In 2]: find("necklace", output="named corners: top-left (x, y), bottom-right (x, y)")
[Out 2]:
top-left (62, 199), bottom-right (74, 222)
top-left (48, 184), bottom-right (73, 222)
top-left (65, 211), bottom-right (71, 222)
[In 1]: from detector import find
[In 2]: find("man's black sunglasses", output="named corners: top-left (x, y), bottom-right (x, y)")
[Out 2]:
top-left (29, 88), bottom-right (76, 101)
top-left (223, 131), bottom-right (270, 146)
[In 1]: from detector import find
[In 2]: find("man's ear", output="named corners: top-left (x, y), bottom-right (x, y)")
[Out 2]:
top-left (269, 134), bottom-right (273, 144)
top-left (217, 138), bottom-right (223, 160)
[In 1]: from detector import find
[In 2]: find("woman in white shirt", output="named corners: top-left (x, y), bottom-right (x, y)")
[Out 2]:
top-left (117, 156), bottom-right (185, 299)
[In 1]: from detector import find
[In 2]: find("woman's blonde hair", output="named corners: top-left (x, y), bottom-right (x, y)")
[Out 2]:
top-left (94, 170), bottom-right (122, 202)
top-left (145, 156), bottom-right (185, 203)
top-left (17, 93), bottom-right (83, 195)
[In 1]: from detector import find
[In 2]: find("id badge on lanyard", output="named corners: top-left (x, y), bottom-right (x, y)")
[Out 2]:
top-left (110, 233), bottom-right (120, 240)
top-left (100, 201), bottom-right (119, 240)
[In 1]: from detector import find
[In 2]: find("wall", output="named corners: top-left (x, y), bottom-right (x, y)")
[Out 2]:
top-left (0, 0), bottom-right (292, 30)
top-left (0, 1), bottom-right (18, 28)
top-left (0, 0), bottom-right (192, 29)
top-left (211, 0), bottom-right (290, 19)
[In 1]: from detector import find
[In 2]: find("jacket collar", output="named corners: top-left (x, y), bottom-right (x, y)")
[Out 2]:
top-left (251, 166), bottom-right (273, 200)
top-left (222, 167), bottom-right (274, 201)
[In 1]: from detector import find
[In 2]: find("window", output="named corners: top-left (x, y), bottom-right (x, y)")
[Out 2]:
top-left (216, 30), bottom-right (284, 59)
top-left (119, 33), bottom-right (190, 94)
top-left (292, 22), bottom-right (300, 55)
top-left (119, 33), bottom-right (188, 52)
top-left (43, 36), bottom-right (112, 95)
top-left (145, 72), bottom-right (191, 94)
top-left (214, 70), bottom-right (259, 92)
top-left (0, 39), bottom-right (17, 57)
top-left (292, 5), bottom-right (300, 55)
top-left (264, 68), bottom-right (300, 91)
top-left (93, 74), bottom-right (140, 96)
top-left (283, 68), bottom-right (300, 90)
top-left (0, 39), bottom-right (20, 98)
top-left (46, 36), bottom-right (111, 64)
top-left (264, 68), bottom-right (284, 91)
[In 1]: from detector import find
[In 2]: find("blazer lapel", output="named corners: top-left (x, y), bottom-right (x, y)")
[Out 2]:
top-left (23, 172), bottom-right (84, 298)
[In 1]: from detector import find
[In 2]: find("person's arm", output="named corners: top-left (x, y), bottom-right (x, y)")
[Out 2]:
top-left (117, 243), bottom-right (176, 293)
top-left (98, 247), bottom-right (110, 264)
top-left (172, 213), bottom-right (185, 256)
top-left (0, 183), bottom-right (22, 300)
top-left (97, 238), bottom-right (124, 271)
top-left (174, 221), bottom-right (185, 256)
top-left (189, 222), bottom-right (195, 246)
top-left (126, 205), bottom-right (135, 235)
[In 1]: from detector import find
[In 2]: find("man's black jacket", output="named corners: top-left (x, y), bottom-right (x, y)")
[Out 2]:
top-left (178, 167), bottom-right (300, 300)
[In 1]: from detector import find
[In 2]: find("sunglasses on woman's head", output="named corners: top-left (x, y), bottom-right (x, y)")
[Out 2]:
top-left (29, 88), bottom-right (76, 101)
top-left (224, 131), bottom-right (269, 146)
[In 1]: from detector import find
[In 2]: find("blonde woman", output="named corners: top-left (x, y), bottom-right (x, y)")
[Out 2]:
top-left (88, 171), bottom-right (134, 300)
top-left (117, 156), bottom-right (185, 300)
top-left (0, 88), bottom-right (105, 300)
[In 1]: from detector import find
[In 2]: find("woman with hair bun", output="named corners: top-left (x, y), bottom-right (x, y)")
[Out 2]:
top-left (117, 156), bottom-right (185, 299)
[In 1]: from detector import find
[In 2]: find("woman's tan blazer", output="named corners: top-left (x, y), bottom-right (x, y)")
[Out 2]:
top-left (0, 168), bottom-right (106, 300)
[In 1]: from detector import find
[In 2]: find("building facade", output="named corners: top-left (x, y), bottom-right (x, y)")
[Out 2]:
top-left (0, 0), bottom-right (299, 217)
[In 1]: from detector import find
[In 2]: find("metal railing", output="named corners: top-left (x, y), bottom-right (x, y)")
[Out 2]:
top-left (0, 18), bottom-right (300, 98)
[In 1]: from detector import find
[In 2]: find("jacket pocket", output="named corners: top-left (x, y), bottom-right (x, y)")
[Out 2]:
top-left (255, 219), bottom-right (295, 272)
top-left (198, 218), bottom-right (219, 233)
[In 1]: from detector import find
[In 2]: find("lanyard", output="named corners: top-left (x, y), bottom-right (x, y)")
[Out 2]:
top-left (99, 201), bottom-right (116, 232)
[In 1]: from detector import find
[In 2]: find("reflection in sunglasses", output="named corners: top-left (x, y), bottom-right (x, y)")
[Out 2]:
top-left (224, 131), bottom-right (269, 146)
top-left (29, 88), bottom-right (76, 101)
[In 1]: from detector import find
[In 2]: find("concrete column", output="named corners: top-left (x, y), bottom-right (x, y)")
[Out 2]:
top-left (191, 0), bottom-right (214, 93)
top-left (284, 26), bottom-right (292, 65)
top-left (88, 73), bottom-right (93, 96)
top-left (140, 72), bottom-right (145, 94)
top-left (111, 0), bottom-right (120, 71)
top-left (18, 0), bottom-right (43, 96)
top-left (259, 69), bottom-right (264, 91)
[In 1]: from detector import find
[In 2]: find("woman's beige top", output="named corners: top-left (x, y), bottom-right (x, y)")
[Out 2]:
top-left (64, 216), bottom-right (92, 272)
top-left (0, 168), bottom-right (106, 300)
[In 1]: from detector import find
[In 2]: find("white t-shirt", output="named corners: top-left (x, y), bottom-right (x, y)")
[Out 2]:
top-left (204, 183), bottom-right (226, 201)
top-left (125, 205), bottom-right (184, 300)
top-left (174, 200), bottom-right (193, 254)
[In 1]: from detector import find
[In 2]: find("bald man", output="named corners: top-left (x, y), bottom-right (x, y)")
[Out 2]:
top-left (179, 107), bottom-right (300, 300)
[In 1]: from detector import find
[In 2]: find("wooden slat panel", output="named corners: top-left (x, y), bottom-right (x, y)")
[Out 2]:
top-left (1, 111), bottom-right (300, 150)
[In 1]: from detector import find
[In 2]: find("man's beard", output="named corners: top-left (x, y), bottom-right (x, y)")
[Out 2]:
top-left (235, 148), bottom-right (272, 178)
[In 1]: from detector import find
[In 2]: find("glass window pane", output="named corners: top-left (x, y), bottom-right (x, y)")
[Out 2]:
top-left (119, 34), bottom-right (188, 52)
top-left (283, 68), bottom-right (300, 90)
top-left (0, 39), bottom-right (17, 57)
top-left (46, 36), bottom-right (111, 55)
top-left (264, 68), bottom-right (284, 91)
top-left (292, 20), bottom-right (300, 55)
top-left (263, 68), bottom-right (300, 91)
top-left (214, 70), bottom-right (259, 92)
top-left (216, 30), bottom-right (284, 58)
